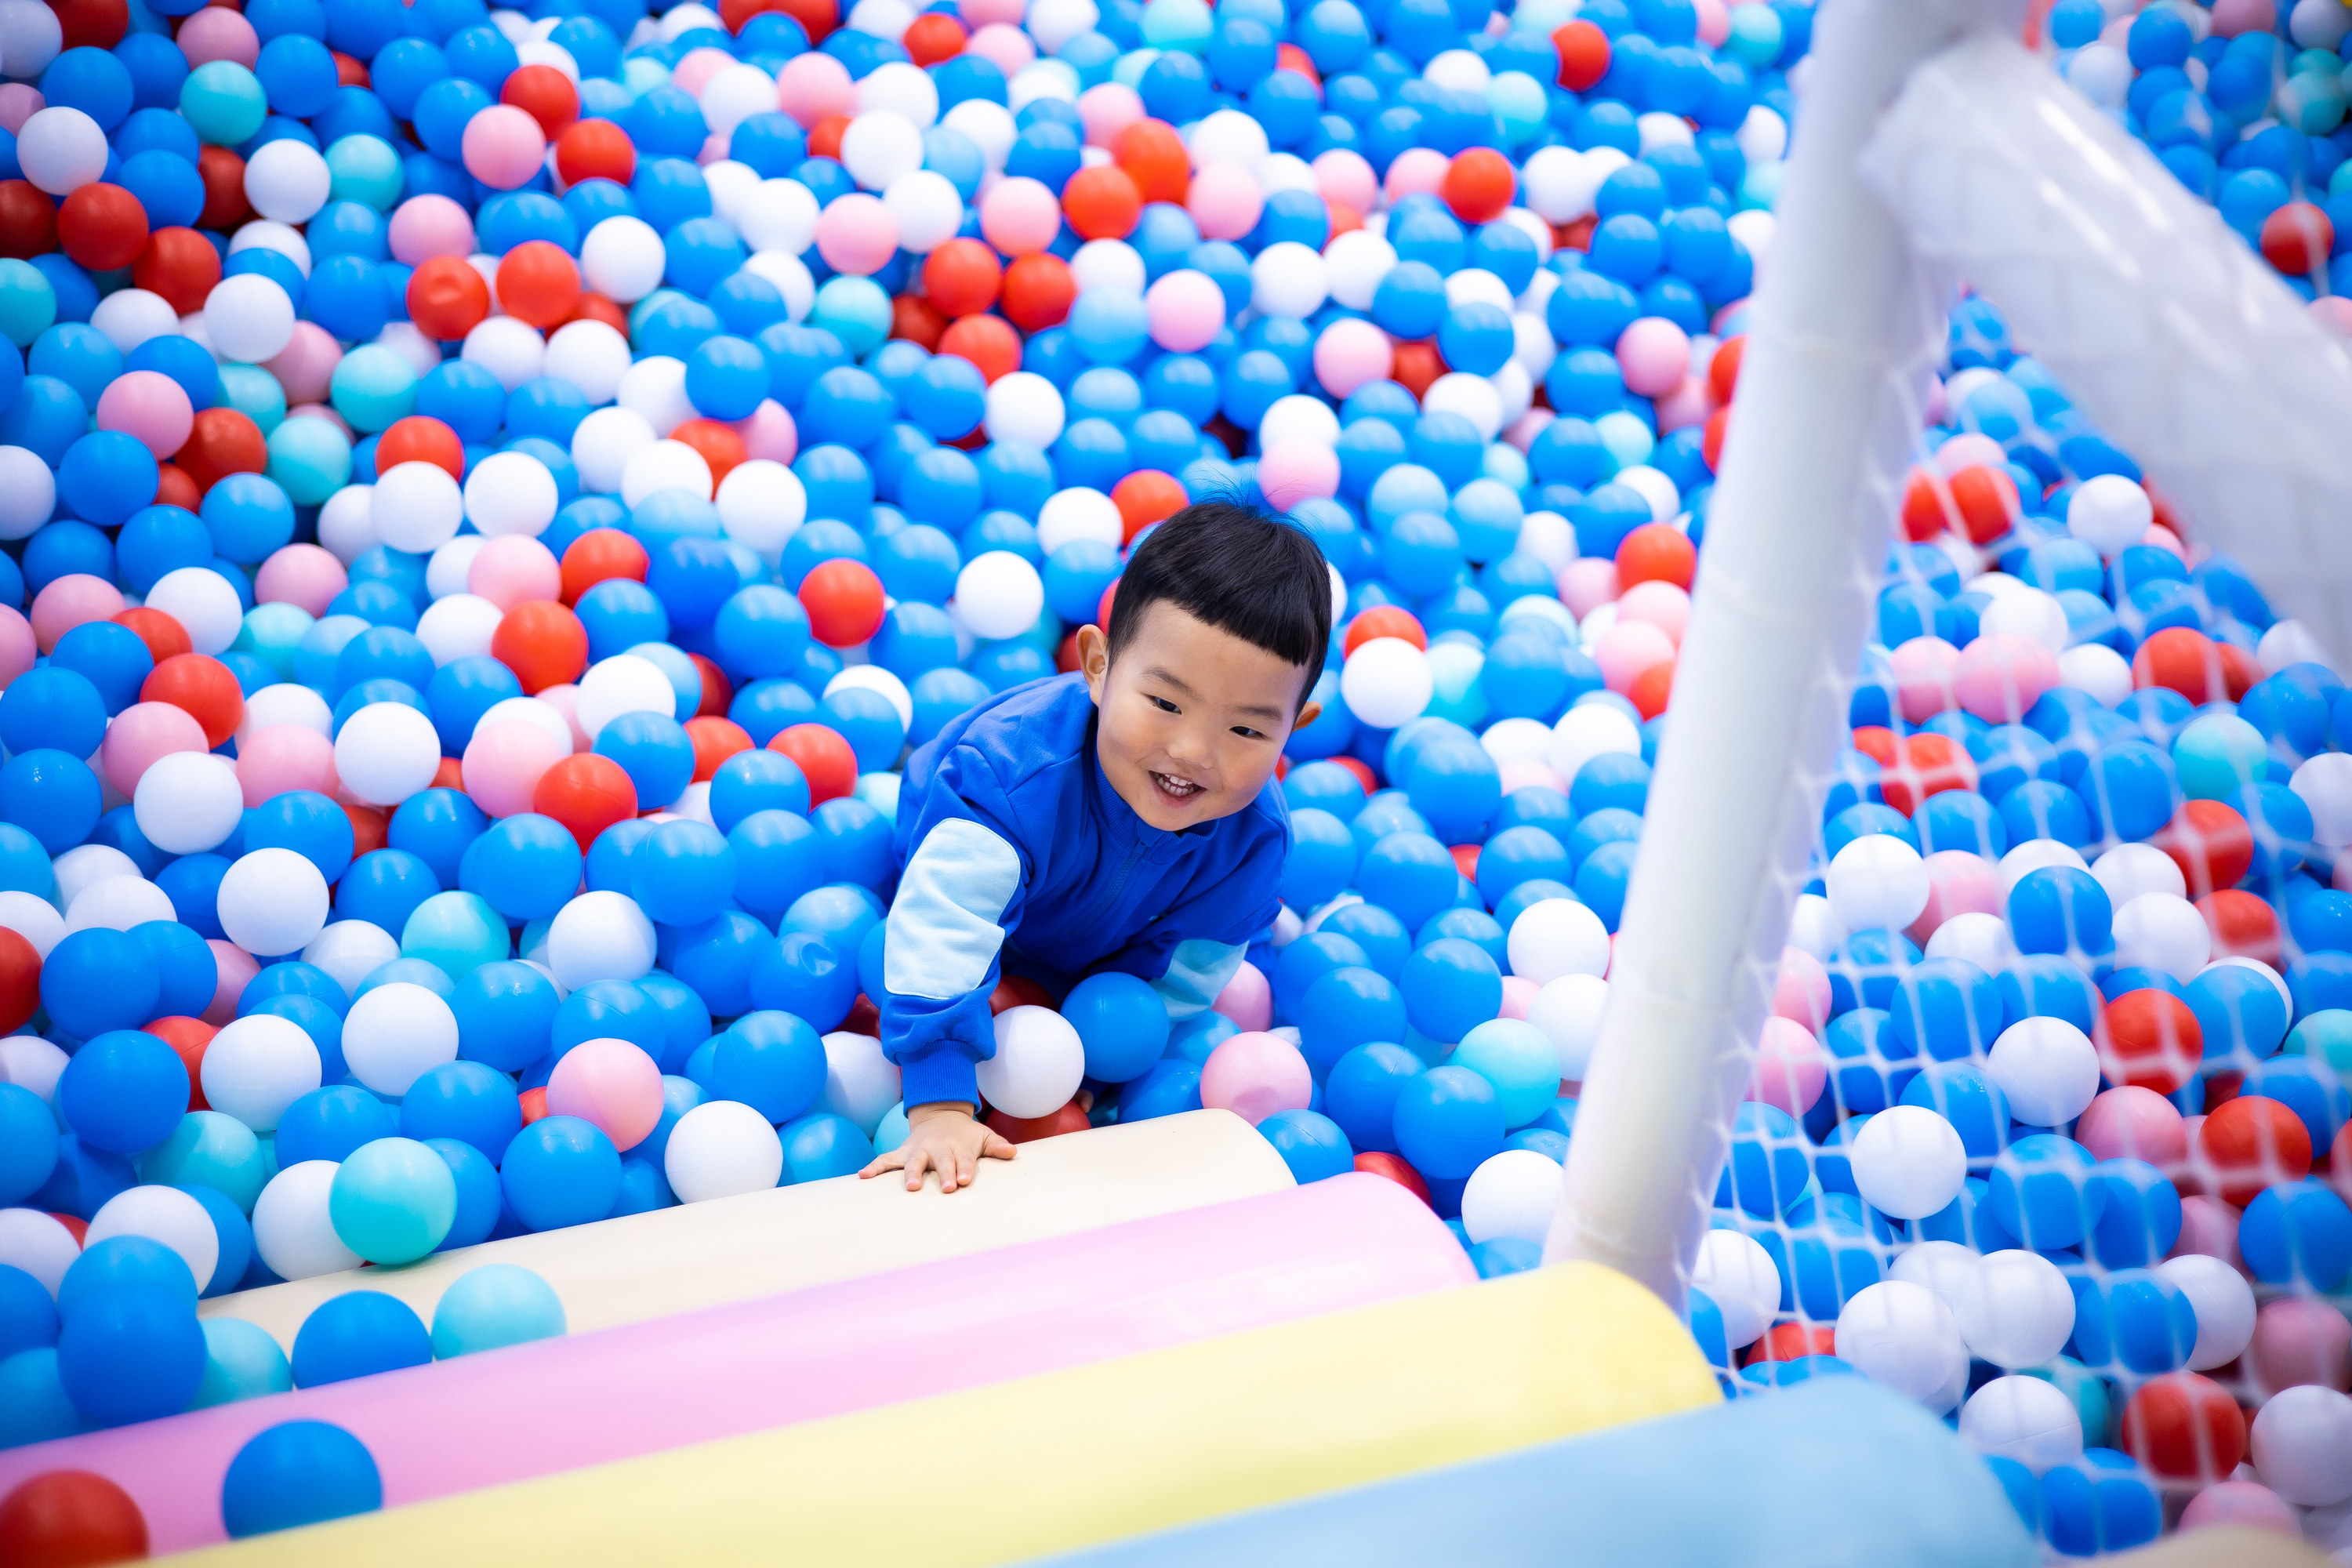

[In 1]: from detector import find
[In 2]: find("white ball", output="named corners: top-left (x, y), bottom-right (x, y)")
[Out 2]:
top-left (1997, 837), bottom-right (2089, 895)
top-left (229, 220), bottom-right (311, 277)
top-left (1889, 1238), bottom-right (1982, 1312)
top-left (1341, 638), bottom-right (1434, 728)
top-left (665, 1099), bottom-right (784, 1201)
top-left (2292, 752), bottom-right (2352, 848)
top-left (0, 1035), bottom-right (68, 1104)
top-left (1826, 833), bottom-right (1931, 933)
top-left (1953, 1248), bottom-right (2076, 1369)
top-left (575, 653), bottom-right (678, 740)
top-left (0, 1207), bottom-right (79, 1296)
top-left (303, 920), bottom-right (402, 998)
top-left (243, 137), bottom-right (332, 223)
top-left (1024, 0), bottom-right (1097, 53)
top-left (1258, 394), bottom-right (1341, 452)
top-left (821, 1031), bottom-right (902, 1136)
top-left (1035, 487), bottom-right (1121, 554)
top-left (2155, 1254), bottom-right (2256, 1372)
top-left (1507, 899), bottom-right (1610, 986)
top-left (716, 459), bottom-right (807, 559)
top-left (477, 696), bottom-right (573, 755)
top-left (145, 565), bottom-right (246, 655)
top-left (736, 177), bottom-right (821, 255)
top-left (133, 751), bottom-right (243, 855)
top-left (1547, 702), bottom-right (1642, 786)
top-left (1977, 586), bottom-right (2069, 655)
top-left (333, 701), bottom-right (443, 806)
top-left (571, 405), bottom-right (657, 495)
top-left (251, 1160), bottom-right (364, 1281)
top-left (1421, 372), bottom-right (1504, 442)
top-left (201, 1012), bottom-right (324, 1131)
top-left (54, 844), bottom-right (139, 908)
top-left (2110, 891), bottom-right (2210, 982)
top-left (2056, 643), bottom-right (2132, 706)
top-left (342, 982), bottom-right (459, 1096)
top-left (1323, 230), bottom-right (1398, 310)
top-left (1691, 1227), bottom-right (1782, 1348)
top-left (1835, 1279), bottom-right (1970, 1412)
top-left (826, 664), bottom-right (913, 731)
top-left (983, 370), bottom-right (1065, 448)
top-left (217, 847), bottom-right (332, 958)
top-left (88, 289), bottom-right (180, 354)
top-left (425, 535), bottom-right (485, 601)
top-left (1459, 1147), bottom-right (1564, 1246)
top-left (372, 460), bottom-right (465, 554)
top-left (460, 315), bottom-right (548, 393)
top-left (699, 63), bottom-right (782, 136)
top-left (1925, 911), bottom-right (2014, 974)
top-left (16, 106), bottom-right (106, 194)
top-left (2252, 1385), bottom-right (2352, 1505)
top-left (0, 445), bottom-right (56, 540)
top-left (953, 551), bottom-right (1046, 641)
top-left (581, 215), bottom-right (666, 302)
top-left (416, 593), bottom-right (503, 666)
top-left (0, 891), bottom-right (64, 959)
top-left (201, 271), bottom-right (296, 363)
top-left (1849, 1105), bottom-right (1968, 1220)
top-left (1525, 972), bottom-right (1608, 1079)
top-left (317, 485), bottom-right (379, 563)
top-left (840, 110), bottom-right (927, 190)
top-left (1735, 104), bottom-right (1788, 164)
top-left (1984, 1016), bottom-right (2101, 1129)
top-left (1250, 240), bottom-right (1328, 318)
top-left (976, 1004), bottom-right (1085, 1119)
top-left (2067, 474), bottom-right (2153, 556)
top-left (2090, 842), bottom-right (2187, 908)
top-left (620, 439), bottom-right (714, 507)
top-left (236, 686), bottom-right (332, 748)
top-left (0, 0), bottom-right (66, 84)
top-left (86, 1185), bottom-right (220, 1293)
top-left (64, 875), bottom-right (174, 936)
top-left (546, 891), bottom-right (659, 988)
top-left (1070, 238), bottom-right (1145, 296)
top-left (543, 320), bottom-right (633, 405)
top-left (881, 169), bottom-right (963, 253)
top-left (1960, 1375), bottom-right (2085, 1475)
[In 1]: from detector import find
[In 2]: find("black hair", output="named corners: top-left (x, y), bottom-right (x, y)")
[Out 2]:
top-left (1105, 500), bottom-right (1331, 704)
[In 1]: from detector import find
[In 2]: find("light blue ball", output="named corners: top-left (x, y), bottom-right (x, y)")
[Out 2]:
top-left (429, 1262), bottom-right (568, 1358)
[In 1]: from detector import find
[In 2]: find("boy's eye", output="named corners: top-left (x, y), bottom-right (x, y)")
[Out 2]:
top-left (1147, 695), bottom-right (1180, 713)
top-left (1231, 725), bottom-right (1265, 740)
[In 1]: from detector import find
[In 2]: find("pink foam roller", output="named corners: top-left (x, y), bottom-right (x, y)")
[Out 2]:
top-left (1210, 961), bottom-right (1270, 1033)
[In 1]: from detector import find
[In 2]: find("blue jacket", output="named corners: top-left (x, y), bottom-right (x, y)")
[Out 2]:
top-left (880, 673), bottom-right (1290, 1109)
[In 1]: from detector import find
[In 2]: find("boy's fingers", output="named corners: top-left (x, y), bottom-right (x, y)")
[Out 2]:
top-left (902, 1148), bottom-right (931, 1191)
top-left (857, 1149), bottom-right (906, 1180)
top-left (955, 1149), bottom-right (977, 1189)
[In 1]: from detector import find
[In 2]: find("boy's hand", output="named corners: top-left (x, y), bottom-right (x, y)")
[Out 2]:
top-left (859, 1102), bottom-right (1016, 1192)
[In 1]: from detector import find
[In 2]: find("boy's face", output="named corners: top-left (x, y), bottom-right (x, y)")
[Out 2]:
top-left (1080, 601), bottom-right (1321, 833)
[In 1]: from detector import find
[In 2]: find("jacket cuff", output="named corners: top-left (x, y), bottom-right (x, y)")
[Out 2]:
top-left (901, 1051), bottom-right (981, 1112)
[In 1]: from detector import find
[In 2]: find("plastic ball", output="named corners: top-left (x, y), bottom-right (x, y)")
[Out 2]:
top-left (428, 1261), bottom-right (566, 1358)
top-left (665, 1098), bottom-right (784, 1201)
top-left (220, 1420), bottom-right (383, 1538)
top-left (327, 1136), bottom-right (456, 1265)
top-left (977, 1004), bottom-right (1085, 1119)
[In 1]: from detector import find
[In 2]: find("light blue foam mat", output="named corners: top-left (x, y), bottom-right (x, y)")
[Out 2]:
top-left (1029, 1377), bottom-right (2038, 1568)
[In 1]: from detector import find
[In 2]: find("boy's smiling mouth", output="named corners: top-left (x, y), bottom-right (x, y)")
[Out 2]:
top-left (1149, 770), bottom-right (1204, 804)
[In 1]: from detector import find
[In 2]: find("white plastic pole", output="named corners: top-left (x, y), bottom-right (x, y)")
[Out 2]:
top-left (1543, 0), bottom-right (2017, 1307)
top-left (1859, 32), bottom-right (2352, 667)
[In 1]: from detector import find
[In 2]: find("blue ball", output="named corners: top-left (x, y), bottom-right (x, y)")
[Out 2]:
top-left (448, 960), bottom-right (561, 1073)
top-left (1258, 1108), bottom-right (1353, 1182)
top-left (398, 1061), bottom-right (524, 1164)
top-left (1392, 1065), bottom-right (1504, 1178)
top-left (1323, 1040), bottom-right (1421, 1154)
top-left (499, 1116), bottom-right (622, 1231)
top-left (58, 1029), bottom-right (189, 1155)
top-left (710, 750), bottom-right (811, 833)
top-left (459, 814), bottom-right (584, 921)
top-left (779, 1111), bottom-right (872, 1183)
top-left (276, 1087), bottom-right (396, 1167)
top-left (2239, 1178), bottom-right (2352, 1290)
top-left (630, 819), bottom-right (736, 927)
top-left (1297, 966), bottom-right (1406, 1075)
top-left (289, 1290), bottom-right (432, 1388)
top-left (42, 927), bottom-right (159, 1040)
top-left (56, 1283), bottom-right (205, 1425)
top-left (221, 1420), bottom-right (383, 1538)
top-left (1398, 937), bottom-right (1501, 1044)
top-left (706, 1010), bottom-right (826, 1123)
top-left (1060, 971), bottom-right (1171, 1083)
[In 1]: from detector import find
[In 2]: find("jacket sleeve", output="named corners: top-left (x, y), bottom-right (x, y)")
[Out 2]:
top-left (1099, 809), bottom-right (1288, 1021)
top-left (877, 746), bottom-right (1029, 1109)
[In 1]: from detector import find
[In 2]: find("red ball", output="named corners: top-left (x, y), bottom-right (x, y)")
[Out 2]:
top-left (376, 415), bottom-right (466, 480)
top-left (2093, 989), bottom-right (2203, 1096)
top-left (1062, 164), bottom-right (1143, 241)
top-left (1110, 119), bottom-right (1190, 205)
top-left (1352, 1150), bottom-right (1430, 1205)
top-left (669, 419), bottom-right (748, 488)
top-left (935, 314), bottom-right (1020, 387)
top-left (1552, 19), bottom-right (1611, 89)
top-left (2261, 201), bottom-right (2333, 275)
top-left (889, 292), bottom-right (947, 351)
top-left (554, 118), bottom-right (635, 187)
top-left (51, 0), bottom-right (129, 49)
top-left (174, 408), bottom-right (267, 494)
top-left (1947, 464), bottom-right (2021, 545)
top-left (687, 653), bottom-right (732, 717)
top-left (347, 802), bottom-right (390, 858)
top-left (1343, 605), bottom-right (1428, 657)
top-left (142, 1015), bottom-right (216, 1111)
top-left (500, 63), bottom-right (580, 137)
top-left (1390, 339), bottom-right (1443, 397)
top-left (1615, 520), bottom-right (1695, 589)
top-left (1112, 470), bottom-right (1185, 542)
top-left (686, 715), bottom-right (753, 780)
top-left (495, 241), bottom-right (582, 329)
top-left (532, 752), bottom-right (638, 850)
top-left (561, 528), bottom-right (651, 604)
top-left (2152, 799), bottom-right (2255, 898)
top-left (195, 146), bottom-right (249, 230)
top-left (1877, 732), bottom-right (1976, 817)
top-left (901, 10), bottom-right (966, 64)
top-left (720, 0), bottom-right (837, 42)
top-left (0, 1470), bottom-right (149, 1568)
top-left (986, 1099), bottom-right (1091, 1142)
top-left (2197, 887), bottom-right (2281, 965)
top-left (2119, 1372), bottom-right (2248, 1482)
top-left (0, 927), bottom-right (38, 1036)
top-left (1709, 334), bottom-right (1745, 403)
top-left (491, 601), bottom-right (590, 692)
top-left (921, 238), bottom-right (1003, 316)
top-left (2133, 626), bottom-right (2253, 704)
top-left (1440, 147), bottom-right (1515, 225)
top-left (55, 183), bottom-right (149, 271)
top-left (140, 653), bottom-right (245, 748)
top-left (1000, 252), bottom-right (1076, 332)
top-left (989, 974), bottom-right (1054, 1012)
top-left (0, 182), bottom-right (57, 261)
top-left (797, 558), bottom-right (886, 648)
top-left (408, 256), bottom-right (492, 342)
top-left (111, 608), bottom-right (192, 666)
top-left (132, 227), bottom-right (222, 314)
top-left (769, 722), bottom-right (858, 805)
top-left (2194, 1094), bottom-right (2313, 1207)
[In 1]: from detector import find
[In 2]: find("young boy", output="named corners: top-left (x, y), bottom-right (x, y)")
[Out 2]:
top-left (859, 500), bottom-right (1332, 1193)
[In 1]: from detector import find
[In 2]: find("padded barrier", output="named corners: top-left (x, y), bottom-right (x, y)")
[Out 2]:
top-left (1033, 1377), bottom-right (2042, 1568)
top-left (175, 1261), bottom-right (1718, 1565)
top-left (5, 1174), bottom-right (1467, 1555)
top-left (201, 1108), bottom-right (1291, 1348)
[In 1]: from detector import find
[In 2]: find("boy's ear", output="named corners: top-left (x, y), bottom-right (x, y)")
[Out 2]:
top-left (1293, 699), bottom-right (1321, 731)
top-left (1076, 624), bottom-right (1111, 703)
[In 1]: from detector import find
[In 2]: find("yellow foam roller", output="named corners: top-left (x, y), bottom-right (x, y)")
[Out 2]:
top-left (176, 1261), bottom-right (1717, 1567)
top-left (202, 1109), bottom-right (1290, 1350)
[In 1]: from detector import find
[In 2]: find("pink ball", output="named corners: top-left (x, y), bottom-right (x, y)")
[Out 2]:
top-left (1908, 849), bottom-right (2000, 942)
top-left (2250, 1297), bottom-right (2352, 1396)
top-left (463, 719), bottom-right (568, 818)
top-left (1594, 619), bottom-right (1674, 694)
top-left (964, 22), bottom-right (1034, 76)
top-left (1889, 634), bottom-right (1961, 723)
top-left (2143, 523), bottom-right (2187, 561)
top-left (1747, 1015), bottom-right (1827, 1115)
top-left (1496, 759), bottom-right (1567, 795)
top-left (1199, 1031), bottom-right (1312, 1126)
top-left (1772, 946), bottom-right (1831, 1030)
top-left (2074, 1085), bottom-right (2189, 1166)
top-left (387, 194), bottom-right (477, 265)
top-left (1653, 372), bottom-right (1711, 433)
top-left (2310, 295), bottom-right (2352, 337)
top-left (2179, 1480), bottom-right (2297, 1536)
top-left (1694, 0), bottom-right (1731, 45)
top-left (1210, 960), bottom-right (1271, 1033)
top-left (1615, 316), bottom-right (1691, 397)
top-left (960, 0), bottom-right (1023, 21)
top-left (1185, 162), bottom-right (1263, 242)
top-left (261, 321), bottom-right (343, 407)
top-left (1556, 557), bottom-right (1619, 618)
top-left (1076, 82), bottom-right (1143, 147)
top-left (546, 1036), bottom-right (665, 1150)
top-left (1381, 146), bottom-right (1447, 203)
top-left (254, 543), bottom-right (349, 615)
top-left (102, 701), bottom-right (209, 796)
top-left (95, 369), bottom-right (196, 458)
top-left (535, 683), bottom-right (590, 750)
top-left (1503, 408), bottom-right (1552, 453)
top-left (1143, 267), bottom-right (1225, 354)
top-left (778, 53), bottom-right (855, 128)
top-left (1256, 440), bottom-right (1341, 511)
top-left (0, 86), bottom-right (42, 138)
top-left (978, 176), bottom-right (1062, 256)
top-left (1616, 579), bottom-right (1690, 644)
top-left (176, 7), bottom-right (259, 67)
top-left (813, 191), bottom-right (899, 276)
top-left (2172, 1192), bottom-right (2243, 1269)
top-left (0, 608), bottom-right (34, 690)
top-left (463, 104), bottom-right (549, 191)
top-left (695, 132), bottom-right (728, 167)
top-left (1498, 975), bottom-right (1538, 1022)
top-left (235, 725), bottom-right (339, 806)
top-left (1311, 148), bottom-right (1377, 216)
top-left (205, 941), bottom-right (260, 1025)
top-left (735, 400), bottom-right (798, 463)
top-left (1952, 633), bottom-right (2059, 724)
top-left (1311, 316), bottom-right (1392, 398)
top-left (30, 575), bottom-right (125, 654)
top-left (1933, 431), bottom-right (2006, 475)
top-left (670, 45), bottom-right (735, 97)
top-left (2211, 0), bottom-right (2274, 35)
top-left (468, 535), bottom-right (563, 610)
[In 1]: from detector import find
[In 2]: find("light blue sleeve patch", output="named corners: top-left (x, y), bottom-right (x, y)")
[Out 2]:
top-left (884, 818), bottom-right (1023, 1001)
top-left (1152, 938), bottom-right (1248, 1019)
